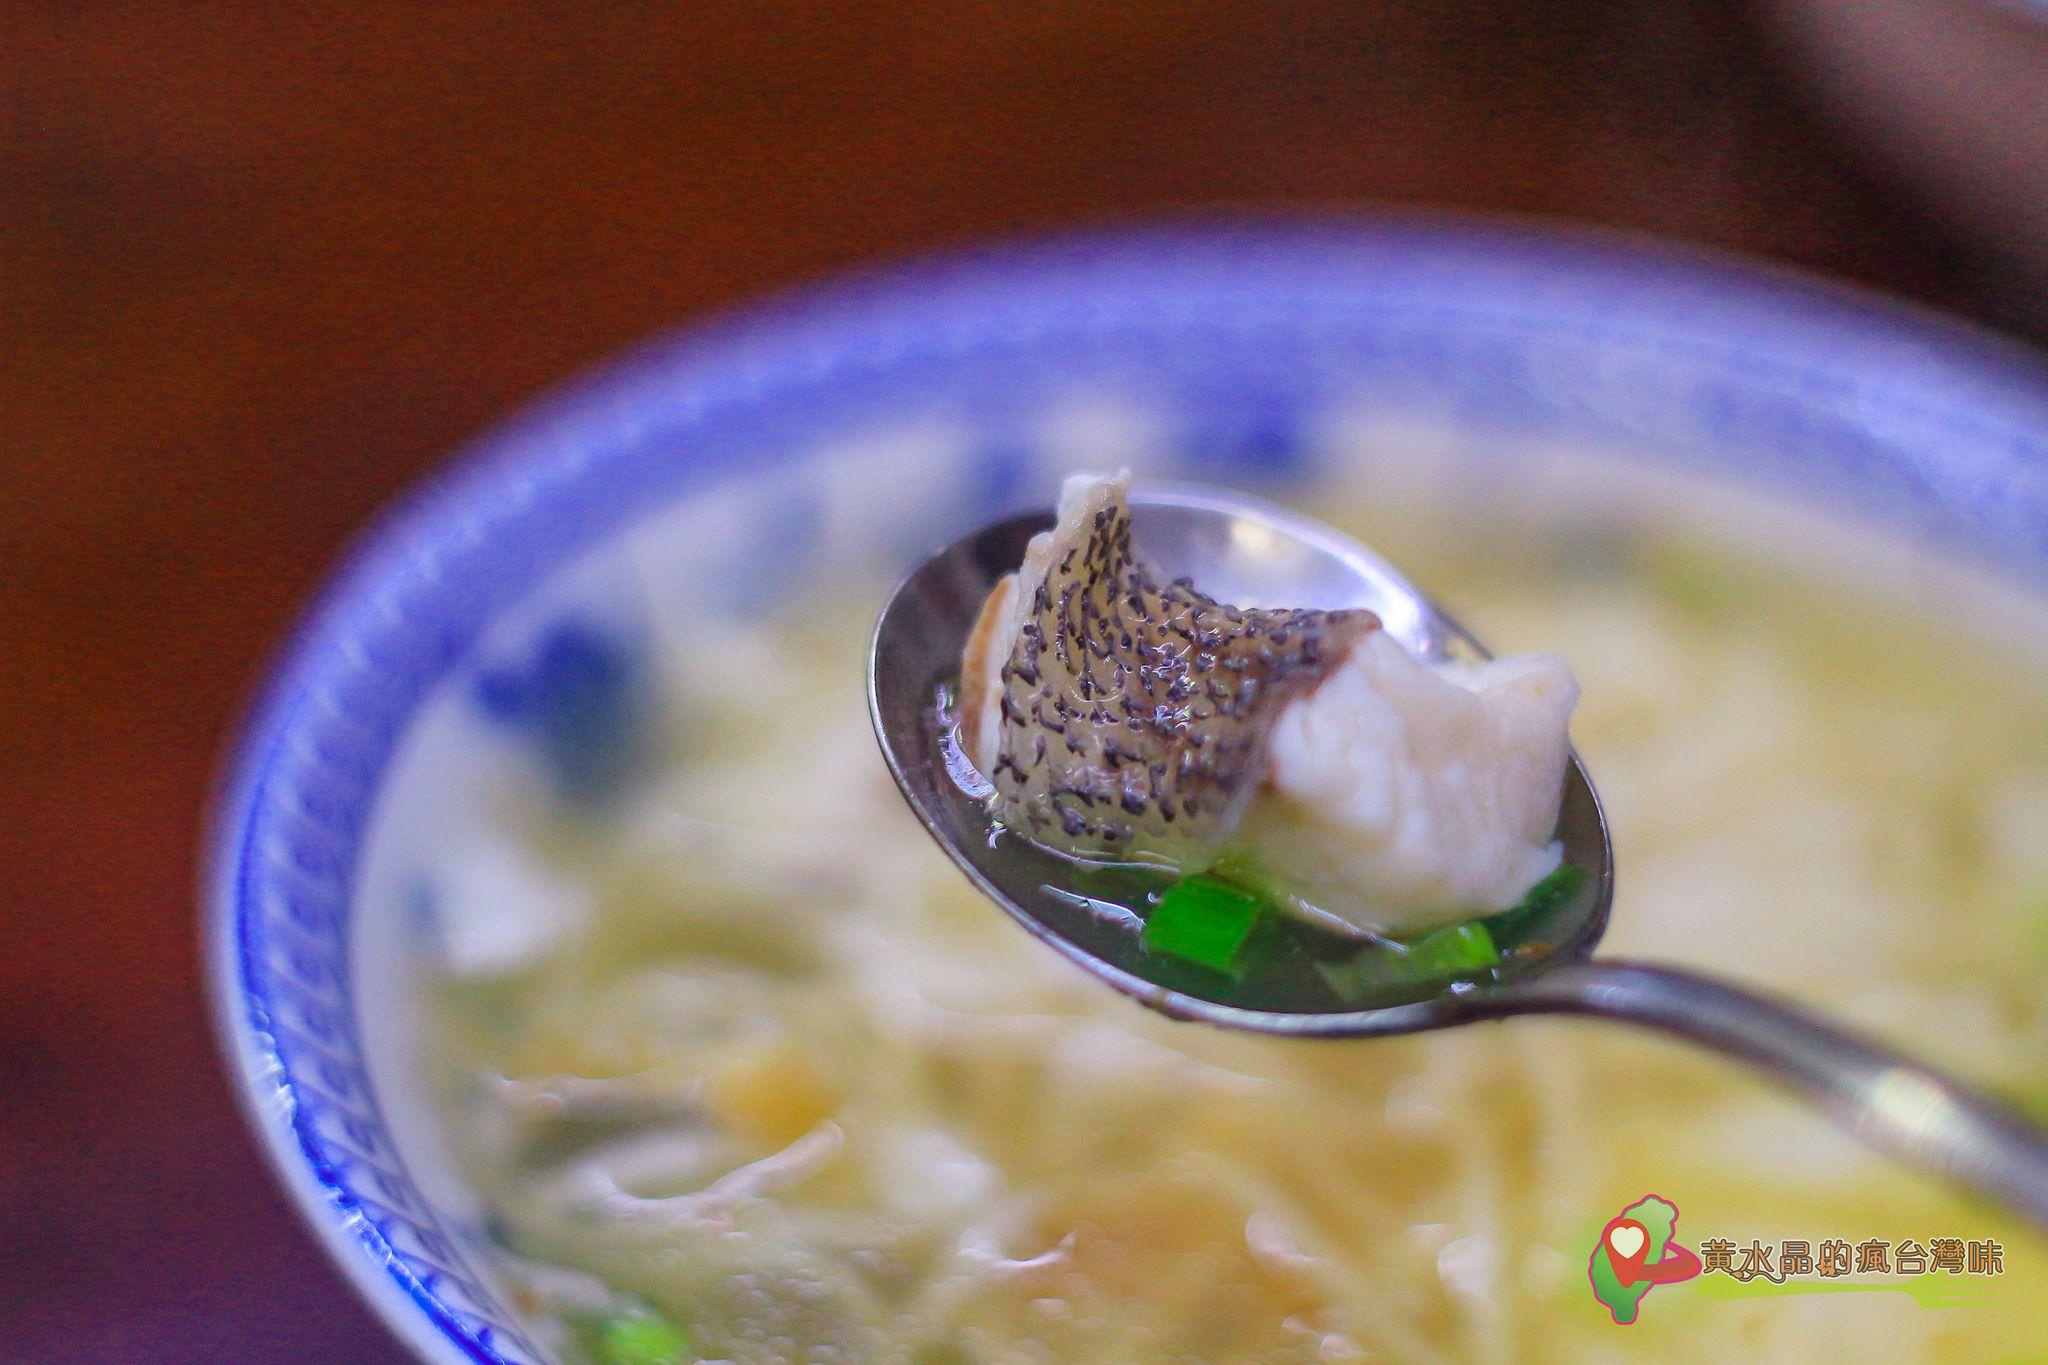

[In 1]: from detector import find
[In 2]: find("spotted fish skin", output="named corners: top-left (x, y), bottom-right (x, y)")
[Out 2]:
top-left (965, 473), bottom-right (1378, 866)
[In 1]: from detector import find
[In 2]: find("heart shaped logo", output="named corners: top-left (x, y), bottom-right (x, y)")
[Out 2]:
top-left (1589, 1198), bottom-right (1701, 1323)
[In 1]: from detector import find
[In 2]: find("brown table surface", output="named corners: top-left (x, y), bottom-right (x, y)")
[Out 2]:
top-left (3, 3), bottom-right (2037, 1361)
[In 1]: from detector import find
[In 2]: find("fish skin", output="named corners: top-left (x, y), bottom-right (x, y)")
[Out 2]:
top-left (961, 471), bottom-right (1378, 867)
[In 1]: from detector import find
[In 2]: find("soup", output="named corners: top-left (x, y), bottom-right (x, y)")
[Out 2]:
top-left (403, 456), bottom-right (2048, 1363)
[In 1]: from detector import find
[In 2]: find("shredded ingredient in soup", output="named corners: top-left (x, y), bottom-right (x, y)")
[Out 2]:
top-left (414, 474), bottom-right (2048, 1364)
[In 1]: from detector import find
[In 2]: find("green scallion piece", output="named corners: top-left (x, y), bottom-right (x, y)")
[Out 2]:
top-left (1316, 919), bottom-right (1502, 1003)
top-left (595, 1312), bottom-right (692, 1365)
top-left (1487, 861), bottom-right (1587, 940)
top-left (1142, 873), bottom-right (1267, 977)
top-left (1404, 920), bottom-right (1501, 976)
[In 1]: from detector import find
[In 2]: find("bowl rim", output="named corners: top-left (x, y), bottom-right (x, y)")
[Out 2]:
top-left (204, 210), bottom-right (2048, 1364)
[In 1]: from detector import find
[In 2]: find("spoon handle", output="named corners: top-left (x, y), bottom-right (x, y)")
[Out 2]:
top-left (1491, 958), bottom-right (2048, 1231)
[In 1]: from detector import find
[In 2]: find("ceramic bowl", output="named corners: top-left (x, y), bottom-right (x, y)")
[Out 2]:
top-left (206, 217), bottom-right (2048, 1362)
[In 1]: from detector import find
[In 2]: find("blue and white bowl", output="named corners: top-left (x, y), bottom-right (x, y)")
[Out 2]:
top-left (205, 218), bottom-right (2048, 1362)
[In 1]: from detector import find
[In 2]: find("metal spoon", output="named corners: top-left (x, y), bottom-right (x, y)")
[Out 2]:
top-left (869, 480), bottom-right (2048, 1229)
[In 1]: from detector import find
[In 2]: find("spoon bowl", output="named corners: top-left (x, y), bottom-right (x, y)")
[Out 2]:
top-left (868, 482), bottom-right (1611, 1031)
top-left (869, 480), bottom-right (2048, 1226)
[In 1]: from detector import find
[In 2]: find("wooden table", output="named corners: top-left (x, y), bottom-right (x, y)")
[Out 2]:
top-left (1, 3), bottom-right (2028, 1360)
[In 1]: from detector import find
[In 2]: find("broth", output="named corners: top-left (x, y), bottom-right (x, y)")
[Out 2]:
top-left (409, 466), bottom-right (2048, 1363)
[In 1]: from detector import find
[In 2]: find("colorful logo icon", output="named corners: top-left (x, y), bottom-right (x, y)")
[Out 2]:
top-left (1588, 1194), bottom-right (1703, 1323)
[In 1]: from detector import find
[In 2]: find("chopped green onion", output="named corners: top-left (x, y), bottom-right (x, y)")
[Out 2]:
top-left (595, 1312), bottom-right (692, 1365)
top-left (1316, 919), bottom-right (1502, 1003)
top-left (1487, 861), bottom-right (1587, 939)
top-left (1405, 920), bottom-right (1501, 976)
top-left (1142, 873), bottom-right (1266, 977)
